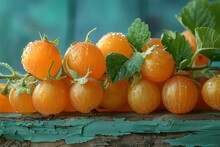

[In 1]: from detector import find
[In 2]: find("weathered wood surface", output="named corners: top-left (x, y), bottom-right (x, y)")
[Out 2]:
top-left (0, 133), bottom-right (185, 147)
top-left (0, 111), bottom-right (220, 147)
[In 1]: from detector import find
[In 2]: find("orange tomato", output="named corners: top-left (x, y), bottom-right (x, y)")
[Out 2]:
top-left (64, 99), bottom-right (76, 112)
top-left (96, 32), bottom-right (133, 58)
top-left (9, 89), bottom-right (36, 114)
top-left (141, 48), bottom-right (174, 82)
top-left (63, 42), bottom-right (106, 80)
top-left (195, 54), bottom-right (209, 67)
top-left (60, 76), bottom-right (76, 112)
top-left (21, 40), bottom-right (62, 80)
top-left (60, 75), bottom-right (73, 86)
top-left (32, 80), bottom-right (68, 115)
top-left (69, 78), bottom-right (104, 113)
top-left (116, 103), bottom-right (133, 112)
top-left (142, 38), bottom-right (164, 51)
top-left (193, 78), bottom-right (211, 111)
top-left (154, 82), bottom-right (166, 111)
top-left (181, 30), bottom-right (209, 66)
top-left (0, 84), bottom-right (16, 113)
top-left (194, 88), bottom-right (212, 111)
top-left (181, 31), bottom-right (197, 51)
top-left (202, 76), bottom-right (220, 110)
top-left (100, 80), bottom-right (130, 111)
top-left (162, 76), bottom-right (198, 114)
top-left (128, 78), bottom-right (161, 114)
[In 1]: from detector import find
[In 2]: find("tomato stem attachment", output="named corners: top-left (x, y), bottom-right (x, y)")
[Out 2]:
top-left (131, 73), bottom-right (143, 87)
top-left (0, 79), bottom-right (11, 97)
top-left (38, 31), bottom-right (59, 46)
top-left (73, 68), bottom-right (91, 85)
top-left (85, 27), bottom-right (97, 43)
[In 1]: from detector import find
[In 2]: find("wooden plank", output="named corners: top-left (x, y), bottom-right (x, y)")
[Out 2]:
top-left (0, 111), bottom-right (219, 146)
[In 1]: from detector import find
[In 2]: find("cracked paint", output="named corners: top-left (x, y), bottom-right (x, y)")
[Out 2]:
top-left (0, 112), bottom-right (220, 146)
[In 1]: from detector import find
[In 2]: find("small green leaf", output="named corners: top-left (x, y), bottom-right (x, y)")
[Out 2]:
top-left (209, 0), bottom-right (220, 32)
top-left (126, 18), bottom-right (151, 52)
top-left (106, 52), bottom-right (145, 83)
top-left (161, 30), bottom-right (193, 70)
top-left (176, 0), bottom-right (215, 34)
top-left (106, 53), bottom-right (128, 82)
top-left (195, 27), bottom-right (220, 61)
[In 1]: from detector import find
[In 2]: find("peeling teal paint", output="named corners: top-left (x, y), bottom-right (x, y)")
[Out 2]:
top-left (0, 112), bottom-right (220, 146)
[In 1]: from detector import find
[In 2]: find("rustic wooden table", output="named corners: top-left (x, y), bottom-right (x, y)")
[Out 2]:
top-left (0, 111), bottom-right (219, 147)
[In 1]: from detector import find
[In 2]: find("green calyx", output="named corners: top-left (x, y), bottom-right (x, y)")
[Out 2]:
top-left (0, 80), bottom-right (11, 97)
top-left (0, 62), bottom-right (38, 97)
top-left (12, 75), bottom-right (38, 97)
top-left (38, 31), bottom-right (59, 46)
top-left (65, 56), bottom-right (90, 84)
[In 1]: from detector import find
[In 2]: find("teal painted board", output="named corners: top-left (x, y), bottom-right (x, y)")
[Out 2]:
top-left (0, 112), bottom-right (220, 146)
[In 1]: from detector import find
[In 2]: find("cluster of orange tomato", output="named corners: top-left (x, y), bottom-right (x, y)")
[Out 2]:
top-left (0, 29), bottom-right (219, 116)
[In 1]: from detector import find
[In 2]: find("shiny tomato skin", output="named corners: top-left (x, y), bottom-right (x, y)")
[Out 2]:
top-left (69, 78), bottom-right (104, 113)
top-left (128, 78), bottom-right (161, 114)
top-left (32, 80), bottom-right (68, 115)
top-left (202, 76), bottom-right (220, 110)
top-left (141, 48), bottom-right (174, 82)
top-left (162, 76), bottom-right (198, 114)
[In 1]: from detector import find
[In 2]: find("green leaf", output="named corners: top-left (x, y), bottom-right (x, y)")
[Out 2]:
top-left (176, 0), bottom-right (215, 34)
top-left (195, 27), bottom-right (220, 61)
top-left (209, 0), bottom-right (220, 33)
top-left (106, 53), bottom-right (128, 82)
top-left (126, 18), bottom-right (151, 52)
top-left (161, 30), bottom-right (193, 70)
top-left (106, 52), bottom-right (144, 83)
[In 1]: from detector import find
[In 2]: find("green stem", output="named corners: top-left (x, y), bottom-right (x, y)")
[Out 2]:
top-left (0, 80), bottom-right (11, 96)
top-left (74, 68), bottom-right (91, 84)
top-left (85, 27), bottom-right (97, 43)
top-left (0, 62), bottom-right (25, 80)
top-left (189, 50), bottom-right (199, 68)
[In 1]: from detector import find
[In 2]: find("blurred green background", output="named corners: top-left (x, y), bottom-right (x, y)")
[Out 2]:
top-left (0, 0), bottom-right (191, 75)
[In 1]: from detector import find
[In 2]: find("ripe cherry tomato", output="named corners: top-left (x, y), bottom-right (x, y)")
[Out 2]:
top-left (69, 78), bottom-right (104, 113)
top-left (181, 30), bottom-right (209, 66)
top-left (100, 80), bottom-right (129, 111)
top-left (9, 89), bottom-right (36, 114)
top-left (128, 78), bottom-right (161, 114)
top-left (162, 76), bottom-right (198, 114)
top-left (32, 80), bottom-right (68, 115)
top-left (96, 32), bottom-right (133, 58)
top-left (0, 84), bottom-right (16, 113)
top-left (21, 40), bottom-right (62, 79)
top-left (142, 38), bottom-right (164, 51)
top-left (202, 76), bottom-right (220, 110)
top-left (63, 42), bottom-right (106, 80)
top-left (141, 48), bottom-right (174, 82)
